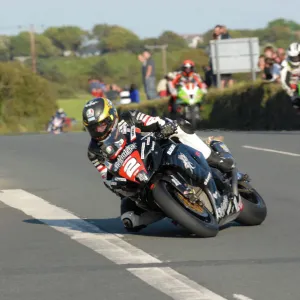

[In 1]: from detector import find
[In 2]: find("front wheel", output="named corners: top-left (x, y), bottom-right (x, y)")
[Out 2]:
top-left (152, 181), bottom-right (219, 237)
top-left (236, 181), bottom-right (267, 226)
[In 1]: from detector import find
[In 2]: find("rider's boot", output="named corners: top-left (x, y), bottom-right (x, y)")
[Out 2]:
top-left (206, 140), bottom-right (240, 211)
top-left (206, 149), bottom-right (235, 174)
top-left (120, 197), bottom-right (164, 232)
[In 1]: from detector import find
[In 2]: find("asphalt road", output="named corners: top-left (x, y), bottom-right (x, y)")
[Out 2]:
top-left (0, 130), bottom-right (299, 300)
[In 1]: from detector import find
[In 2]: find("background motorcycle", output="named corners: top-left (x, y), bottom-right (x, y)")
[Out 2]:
top-left (101, 125), bottom-right (267, 237)
top-left (174, 82), bottom-right (205, 130)
top-left (47, 116), bottom-right (65, 134)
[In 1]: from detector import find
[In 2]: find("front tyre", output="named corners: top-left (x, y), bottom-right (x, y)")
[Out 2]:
top-left (236, 181), bottom-right (267, 226)
top-left (152, 181), bottom-right (219, 237)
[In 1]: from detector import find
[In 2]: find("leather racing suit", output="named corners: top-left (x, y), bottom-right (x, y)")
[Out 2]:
top-left (87, 110), bottom-right (234, 231)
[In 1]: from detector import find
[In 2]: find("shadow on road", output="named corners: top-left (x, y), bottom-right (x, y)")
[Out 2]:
top-left (23, 217), bottom-right (245, 239)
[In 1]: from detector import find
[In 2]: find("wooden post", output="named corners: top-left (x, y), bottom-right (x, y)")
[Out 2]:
top-left (29, 24), bottom-right (36, 73)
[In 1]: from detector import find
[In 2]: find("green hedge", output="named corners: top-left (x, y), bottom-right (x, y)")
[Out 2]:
top-left (0, 62), bottom-right (57, 132)
top-left (207, 81), bottom-right (300, 130)
top-left (116, 81), bottom-right (300, 130)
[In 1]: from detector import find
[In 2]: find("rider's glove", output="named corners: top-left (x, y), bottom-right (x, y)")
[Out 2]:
top-left (156, 119), bottom-right (178, 139)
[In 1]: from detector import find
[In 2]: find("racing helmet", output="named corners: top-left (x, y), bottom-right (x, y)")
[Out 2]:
top-left (82, 97), bottom-right (119, 141)
top-left (287, 42), bottom-right (300, 67)
top-left (181, 60), bottom-right (195, 76)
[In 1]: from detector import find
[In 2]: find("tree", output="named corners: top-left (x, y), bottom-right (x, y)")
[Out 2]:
top-left (157, 31), bottom-right (188, 50)
top-left (36, 35), bottom-right (61, 57)
top-left (100, 26), bottom-right (140, 53)
top-left (44, 26), bottom-right (86, 52)
top-left (0, 35), bottom-right (11, 61)
top-left (10, 32), bottom-right (30, 57)
top-left (10, 32), bottom-right (60, 58)
top-left (92, 23), bottom-right (112, 39)
top-left (142, 37), bottom-right (160, 46)
top-left (267, 18), bottom-right (300, 31)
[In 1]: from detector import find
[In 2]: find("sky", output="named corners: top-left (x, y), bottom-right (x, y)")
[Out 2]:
top-left (0, 0), bottom-right (299, 38)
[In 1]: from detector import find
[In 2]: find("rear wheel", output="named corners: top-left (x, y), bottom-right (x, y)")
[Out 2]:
top-left (236, 181), bottom-right (267, 225)
top-left (152, 181), bottom-right (219, 237)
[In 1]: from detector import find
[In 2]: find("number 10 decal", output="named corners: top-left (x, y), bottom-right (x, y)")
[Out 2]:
top-left (124, 157), bottom-right (141, 177)
top-left (119, 150), bottom-right (147, 182)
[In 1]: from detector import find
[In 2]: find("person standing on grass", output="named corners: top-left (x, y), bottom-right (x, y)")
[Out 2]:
top-left (142, 50), bottom-right (158, 100)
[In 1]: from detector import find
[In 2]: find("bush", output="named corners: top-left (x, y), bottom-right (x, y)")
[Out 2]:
top-left (0, 61), bottom-right (57, 132)
top-left (207, 81), bottom-right (300, 130)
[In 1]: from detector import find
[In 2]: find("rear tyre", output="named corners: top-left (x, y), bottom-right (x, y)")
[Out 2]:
top-left (236, 181), bottom-right (267, 226)
top-left (152, 181), bottom-right (219, 237)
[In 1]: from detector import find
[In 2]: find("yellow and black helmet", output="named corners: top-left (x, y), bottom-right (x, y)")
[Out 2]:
top-left (82, 97), bottom-right (119, 141)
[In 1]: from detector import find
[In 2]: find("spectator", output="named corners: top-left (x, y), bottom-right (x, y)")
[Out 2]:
top-left (263, 58), bottom-right (281, 83)
top-left (263, 46), bottom-right (278, 61)
top-left (112, 83), bottom-right (121, 93)
top-left (156, 72), bottom-right (176, 98)
top-left (220, 25), bottom-right (231, 39)
top-left (129, 84), bottom-right (140, 103)
top-left (213, 25), bottom-right (222, 39)
top-left (219, 25), bottom-right (234, 88)
top-left (207, 28), bottom-right (221, 87)
top-left (142, 50), bottom-right (158, 100)
top-left (166, 72), bottom-right (177, 95)
top-left (258, 54), bottom-right (266, 72)
top-left (88, 78), bottom-right (105, 98)
top-left (203, 66), bottom-right (214, 88)
top-left (275, 48), bottom-right (286, 65)
top-left (105, 84), bottom-right (119, 101)
top-left (157, 76), bottom-right (168, 98)
top-left (138, 54), bottom-right (146, 87)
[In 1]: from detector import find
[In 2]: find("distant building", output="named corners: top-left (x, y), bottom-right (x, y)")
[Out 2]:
top-left (77, 36), bottom-right (101, 57)
top-left (181, 34), bottom-right (204, 48)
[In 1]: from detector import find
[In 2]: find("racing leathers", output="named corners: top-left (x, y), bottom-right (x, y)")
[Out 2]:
top-left (168, 72), bottom-right (207, 115)
top-left (87, 110), bottom-right (235, 231)
top-left (280, 60), bottom-right (300, 109)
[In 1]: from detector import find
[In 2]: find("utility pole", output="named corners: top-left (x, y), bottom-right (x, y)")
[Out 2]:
top-left (29, 24), bottom-right (36, 73)
top-left (144, 44), bottom-right (168, 74)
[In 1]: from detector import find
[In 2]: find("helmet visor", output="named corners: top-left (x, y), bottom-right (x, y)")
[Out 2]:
top-left (290, 56), bottom-right (300, 63)
top-left (101, 126), bottom-right (127, 159)
top-left (95, 122), bottom-right (108, 133)
top-left (87, 116), bottom-right (114, 141)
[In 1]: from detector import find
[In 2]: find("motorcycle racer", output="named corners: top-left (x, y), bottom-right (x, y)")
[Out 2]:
top-left (83, 97), bottom-right (236, 231)
top-left (280, 42), bottom-right (300, 110)
top-left (168, 60), bottom-right (207, 116)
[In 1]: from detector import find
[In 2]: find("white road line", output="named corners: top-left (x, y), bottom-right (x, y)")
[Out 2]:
top-left (0, 188), bottom-right (231, 300)
top-left (242, 145), bottom-right (300, 157)
top-left (128, 267), bottom-right (227, 300)
top-left (0, 189), bottom-right (160, 265)
top-left (233, 294), bottom-right (254, 300)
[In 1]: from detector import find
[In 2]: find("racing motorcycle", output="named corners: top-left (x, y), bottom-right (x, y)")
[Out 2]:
top-left (174, 82), bottom-right (205, 130)
top-left (47, 116), bottom-right (65, 134)
top-left (101, 125), bottom-right (267, 237)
